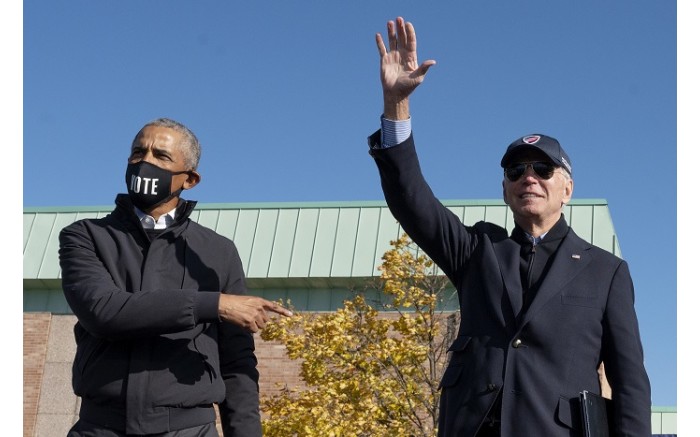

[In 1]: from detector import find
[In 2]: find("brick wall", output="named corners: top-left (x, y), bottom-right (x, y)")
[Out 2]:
top-left (22, 315), bottom-right (305, 437)
top-left (23, 312), bottom-right (447, 436)
top-left (255, 333), bottom-right (304, 397)
top-left (23, 313), bottom-right (51, 437)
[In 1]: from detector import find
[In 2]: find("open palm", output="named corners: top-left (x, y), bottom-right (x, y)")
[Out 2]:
top-left (376, 17), bottom-right (436, 101)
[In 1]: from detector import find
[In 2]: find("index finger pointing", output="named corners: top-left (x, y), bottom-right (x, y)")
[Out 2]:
top-left (264, 301), bottom-right (294, 317)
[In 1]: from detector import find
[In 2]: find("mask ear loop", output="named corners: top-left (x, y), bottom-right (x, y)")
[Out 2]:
top-left (164, 187), bottom-right (184, 204)
top-left (150, 169), bottom-right (190, 208)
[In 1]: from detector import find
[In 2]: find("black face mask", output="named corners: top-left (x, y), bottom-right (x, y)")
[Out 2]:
top-left (125, 161), bottom-right (189, 210)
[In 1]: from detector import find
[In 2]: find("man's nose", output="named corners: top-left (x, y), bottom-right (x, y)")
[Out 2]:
top-left (140, 150), bottom-right (157, 164)
top-left (522, 165), bottom-right (539, 180)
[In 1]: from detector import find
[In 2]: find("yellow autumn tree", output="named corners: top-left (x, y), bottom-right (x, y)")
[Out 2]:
top-left (260, 233), bottom-right (459, 437)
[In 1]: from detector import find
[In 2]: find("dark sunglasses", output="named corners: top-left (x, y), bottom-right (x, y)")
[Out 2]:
top-left (504, 162), bottom-right (558, 182)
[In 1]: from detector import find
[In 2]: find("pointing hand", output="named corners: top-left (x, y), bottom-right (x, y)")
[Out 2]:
top-left (219, 294), bottom-right (293, 333)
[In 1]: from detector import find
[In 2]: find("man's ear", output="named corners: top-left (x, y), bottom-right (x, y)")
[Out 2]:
top-left (502, 180), bottom-right (508, 204)
top-left (182, 170), bottom-right (201, 190)
top-left (562, 178), bottom-right (573, 206)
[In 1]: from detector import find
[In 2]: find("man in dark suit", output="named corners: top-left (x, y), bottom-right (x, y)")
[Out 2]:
top-left (367, 17), bottom-right (651, 436)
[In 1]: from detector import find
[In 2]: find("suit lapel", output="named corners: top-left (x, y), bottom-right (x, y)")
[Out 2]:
top-left (519, 231), bottom-right (592, 327)
top-left (493, 238), bottom-right (523, 321)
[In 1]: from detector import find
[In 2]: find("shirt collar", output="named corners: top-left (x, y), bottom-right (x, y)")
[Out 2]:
top-left (524, 231), bottom-right (547, 246)
top-left (134, 207), bottom-right (177, 230)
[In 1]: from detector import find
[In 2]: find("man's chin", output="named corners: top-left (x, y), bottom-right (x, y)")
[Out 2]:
top-left (511, 206), bottom-right (544, 223)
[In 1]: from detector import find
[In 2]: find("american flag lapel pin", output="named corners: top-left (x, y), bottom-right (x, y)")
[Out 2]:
top-left (571, 254), bottom-right (581, 260)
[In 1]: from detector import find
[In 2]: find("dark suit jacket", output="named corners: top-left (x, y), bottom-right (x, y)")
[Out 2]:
top-left (368, 131), bottom-right (651, 437)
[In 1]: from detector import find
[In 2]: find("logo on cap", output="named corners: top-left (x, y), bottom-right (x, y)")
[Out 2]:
top-left (522, 135), bottom-right (541, 144)
top-left (560, 156), bottom-right (572, 173)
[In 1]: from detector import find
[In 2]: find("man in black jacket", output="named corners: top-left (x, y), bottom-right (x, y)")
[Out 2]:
top-left (59, 118), bottom-right (292, 437)
top-left (368, 17), bottom-right (651, 436)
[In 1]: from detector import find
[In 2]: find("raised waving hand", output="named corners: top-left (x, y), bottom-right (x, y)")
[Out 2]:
top-left (375, 17), bottom-right (436, 119)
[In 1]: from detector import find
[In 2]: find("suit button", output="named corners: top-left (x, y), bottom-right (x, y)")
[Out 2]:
top-left (487, 383), bottom-right (497, 392)
top-left (512, 339), bottom-right (522, 348)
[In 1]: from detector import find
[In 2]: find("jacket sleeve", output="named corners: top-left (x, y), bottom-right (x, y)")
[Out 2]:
top-left (58, 220), bottom-right (220, 340)
top-left (368, 129), bottom-right (477, 281)
top-left (217, 243), bottom-right (262, 437)
top-left (600, 260), bottom-right (652, 435)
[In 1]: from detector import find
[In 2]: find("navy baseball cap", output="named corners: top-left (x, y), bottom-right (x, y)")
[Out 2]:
top-left (500, 134), bottom-right (572, 175)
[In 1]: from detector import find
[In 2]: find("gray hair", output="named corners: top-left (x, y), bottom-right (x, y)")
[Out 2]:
top-left (134, 118), bottom-right (201, 170)
top-left (556, 168), bottom-right (571, 181)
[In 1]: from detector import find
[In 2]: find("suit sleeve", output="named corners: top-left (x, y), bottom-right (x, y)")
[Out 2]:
top-left (369, 129), bottom-right (477, 281)
top-left (217, 243), bottom-right (262, 437)
top-left (600, 260), bottom-right (652, 435)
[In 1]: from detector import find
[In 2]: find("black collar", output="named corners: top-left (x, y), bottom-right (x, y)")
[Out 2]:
top-left (510, 214), bottom-right (569, 246)
top-left (114, 193), bottom-right (198, 226)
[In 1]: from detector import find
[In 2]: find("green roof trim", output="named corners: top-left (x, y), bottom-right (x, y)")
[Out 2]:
top-left (22, 198), bottom-right (610, 213)
top-left (651, 406), bottom-right (677, 413)
top-left (24, 199), bottom-right (621, 290)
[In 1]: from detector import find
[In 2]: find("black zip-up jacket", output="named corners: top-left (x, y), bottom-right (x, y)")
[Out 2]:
top-left (59, 194), bottom-right (262, 436)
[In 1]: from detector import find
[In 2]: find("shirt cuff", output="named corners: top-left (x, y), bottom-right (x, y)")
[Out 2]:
top-left (380, 115), bottom-right (411, 148)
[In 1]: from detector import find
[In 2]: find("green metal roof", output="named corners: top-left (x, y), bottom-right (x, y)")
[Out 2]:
top-left (24, 199), bottom-right (620, 291)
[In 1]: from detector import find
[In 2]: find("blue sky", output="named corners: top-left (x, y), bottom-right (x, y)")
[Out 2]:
top-left (17, 0), bottom-right (686, 423)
